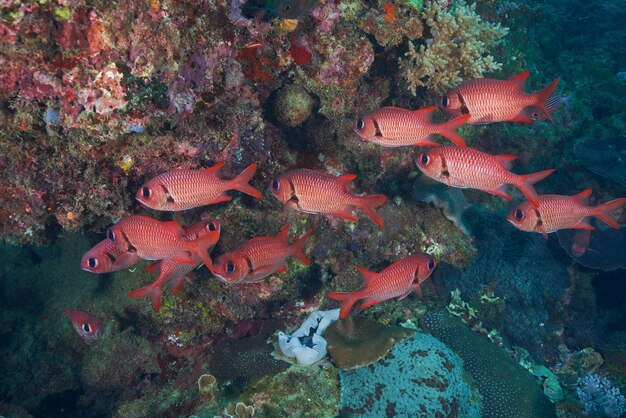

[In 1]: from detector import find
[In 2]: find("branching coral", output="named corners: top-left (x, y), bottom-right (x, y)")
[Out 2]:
top-left (399, 1), bottom-right (508, 93)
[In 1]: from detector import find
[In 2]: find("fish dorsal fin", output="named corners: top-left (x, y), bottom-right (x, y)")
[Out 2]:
top-left (204, 162), bottom-right (225, 173)
top-left (415, 105), bottom-right (437, 121)
top-left (337, 174), bottom-right (357, 186)
top-left (509, 70), bottom-right (530, 90)
top-left (277, 224), bottom-right (290, 243)
top-left (573, 188), bottom-right (593, 204)
top-left (494, 154), bottom-right (516, 170)
top-left (382, 106), bottom-right (407, 110)
top-left (356, 265), bottom-right (378, 287)
top-left (162, 220), bottom-right (185, 236)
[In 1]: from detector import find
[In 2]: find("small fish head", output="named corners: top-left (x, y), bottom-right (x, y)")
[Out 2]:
top-left (353, 114), bottom-right (378, 141)
top-left (65, 308), bottom-right (103, 341)
top-left (80, 251), bottom-right (112, 273)
top-left (415, 254), bottom-right (437, 283)
top-left (213, 255), bottom-right (249, 283)
top-left (506, 202), bottom-right (539, 232)
top-left (135, 180), bottom-right (168, 210)
top-left (185, 219), bottom-right (221, 240)
top-left (439, 92), bottom-right (465, 118)
top-left (269, 174), bottom-right (294, 204)
top-left (414, 150), bottom-right (446, 179)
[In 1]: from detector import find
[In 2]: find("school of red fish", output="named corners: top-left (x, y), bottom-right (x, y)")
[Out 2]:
top-left (69, 71), bottom-right (626, 339)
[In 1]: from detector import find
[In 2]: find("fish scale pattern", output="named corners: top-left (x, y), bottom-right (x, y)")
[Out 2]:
top-left (438, 145), bottom-right (515, 190)
top-left (288, 169), bottom-right (357, 213)
top-left (457, 78), bottom-right (532, 122)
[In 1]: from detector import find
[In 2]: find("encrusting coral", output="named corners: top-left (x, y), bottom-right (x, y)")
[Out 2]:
top-left (324, 315), bottom-right (414, 370)
top-left (399, 1), bottom-right (508, 93)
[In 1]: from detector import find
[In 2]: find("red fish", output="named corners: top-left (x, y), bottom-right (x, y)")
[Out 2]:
top-left (64, 307), bottom-right (103, 342)
top-left (414, 145), bottom-right (554, 207)
top-left (439, 71), bottom-right (560, 124)
top-left (81, 238), bottom-right (141, 274)
top-left (270, 169), bottom-right (387, 227)
top-left (106, 215), bottom-right (219, 272)
top-left (327, 253), bottom-right (437, 319)
top-left (353, 106), bottom-right (470, 147)
top-left (128, 219), bottom-right (221, 311)
top-left (506, 189), bottom-right (626, 234)
top-left (213, 225), bottom-right (311, 284)
top-left (136, 162), bottom-right (262, 211)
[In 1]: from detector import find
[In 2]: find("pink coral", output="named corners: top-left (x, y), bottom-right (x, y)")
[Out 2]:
top-left (77, 63), bottom-right (127, 115)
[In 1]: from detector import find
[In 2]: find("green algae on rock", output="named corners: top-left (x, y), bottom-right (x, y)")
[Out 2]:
top-left (421, 310), bottom-right (557, 418)
top-left (339, 333), bottom-right (481, 417)
top-left (273, 84), bottom-right (314, 128)
top-left (325, 315), bottom-right (414, 370)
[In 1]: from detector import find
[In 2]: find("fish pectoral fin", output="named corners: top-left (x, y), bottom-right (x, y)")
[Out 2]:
top-left (208, 192), bottom-right (233, 205)
top-left (511, 115), bottom-right (533, 123)
top-left (276, 263), bottom-right (287, 273)
top-left (486, 185), bottom-right (512, 200)
top-left (330, 207), bottom-right (359, 223)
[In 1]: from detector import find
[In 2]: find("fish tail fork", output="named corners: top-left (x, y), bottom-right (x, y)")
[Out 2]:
top-left (355, 194), bottom-right (387, 227)
top-left (291, 229), bottom-right (313, 266)
top-left (232, 163), bottom-right (262, 198)
top-left (437, 113), bottom-right (471, 147)
top-left (128, 285), bottom-right (163, 312)
top-left (593, 198), bottom-right (626, 229)
top-left (327, 291), bottom-right (359, 319)
top-left (534, 78), bottom-right (560, 122)
top-left (516, 169), bottom-right (555, 207)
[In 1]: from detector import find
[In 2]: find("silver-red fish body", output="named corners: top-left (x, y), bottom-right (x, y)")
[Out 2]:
top-left (440, 71), bottom-right (559, 124)
top-left (354, 106), bottom-right (470, 147)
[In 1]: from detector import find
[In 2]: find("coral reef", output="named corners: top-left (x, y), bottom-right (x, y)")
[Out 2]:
top-left (399, 1), bottom-right (508, 93)
top-left (436, 209), bottom-right (570, 358)
top-left (325, 315), bottom-right (414, 370)
top-left (421, 311), bottom-right (557, 418)
top-left (576, 373), bottom-right (625, 418)
top-left (339, 332), bottom-right (481, 417)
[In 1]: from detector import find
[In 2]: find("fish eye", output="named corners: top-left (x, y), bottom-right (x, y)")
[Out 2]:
top-left (441, 96), bottom-right (449, 108)
top-left (356, 118), bottom-right (365, 130)
top-left (283, 3), bottom-right (291, 11)
top-left (106, 228), bottom-right (115, 242)
top-left (88, 257), bottom-right (98, 269)
top-left (82, 323), bottom-right (91, 333)
top-left (531, 111), bottom-right (539, 119)
top-left (428, 258), bottom-right (436, 271)
top-left (420, 154), bottom-right (429, 166)
top-left (272, 179), bottom-right (280, 191)
top-left (208, 221), bottom-right (217, 231)
top-left (226, 261), bottom-right (235, 273)
top-left (515, 209), bottom-right (525, 221)
top-left (141, 187), bottom-right (151, 199)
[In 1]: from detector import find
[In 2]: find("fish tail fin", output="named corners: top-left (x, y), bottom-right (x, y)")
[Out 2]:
top-left (534, 78), bottom-right (560, 122)
top-left (327, 291), bottom-right (359, 319)
top-left (593, 198), bottom-right (626, 229)
top-left (291, 229), bottom-right (312, 266)
top-left (128, 284), bottom-right (163, 312)
top-left (516, 169), bottom-right (555, 207)
top-left (232, 163), bottom-right (262, 198)
top-left (437, 113), bottom-right (470, 147)
top-left (355, 194), bottom-right (387, 227)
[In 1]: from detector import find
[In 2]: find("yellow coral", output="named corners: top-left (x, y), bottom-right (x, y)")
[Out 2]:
top-left (399, 1), bottom-right (508, 93)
